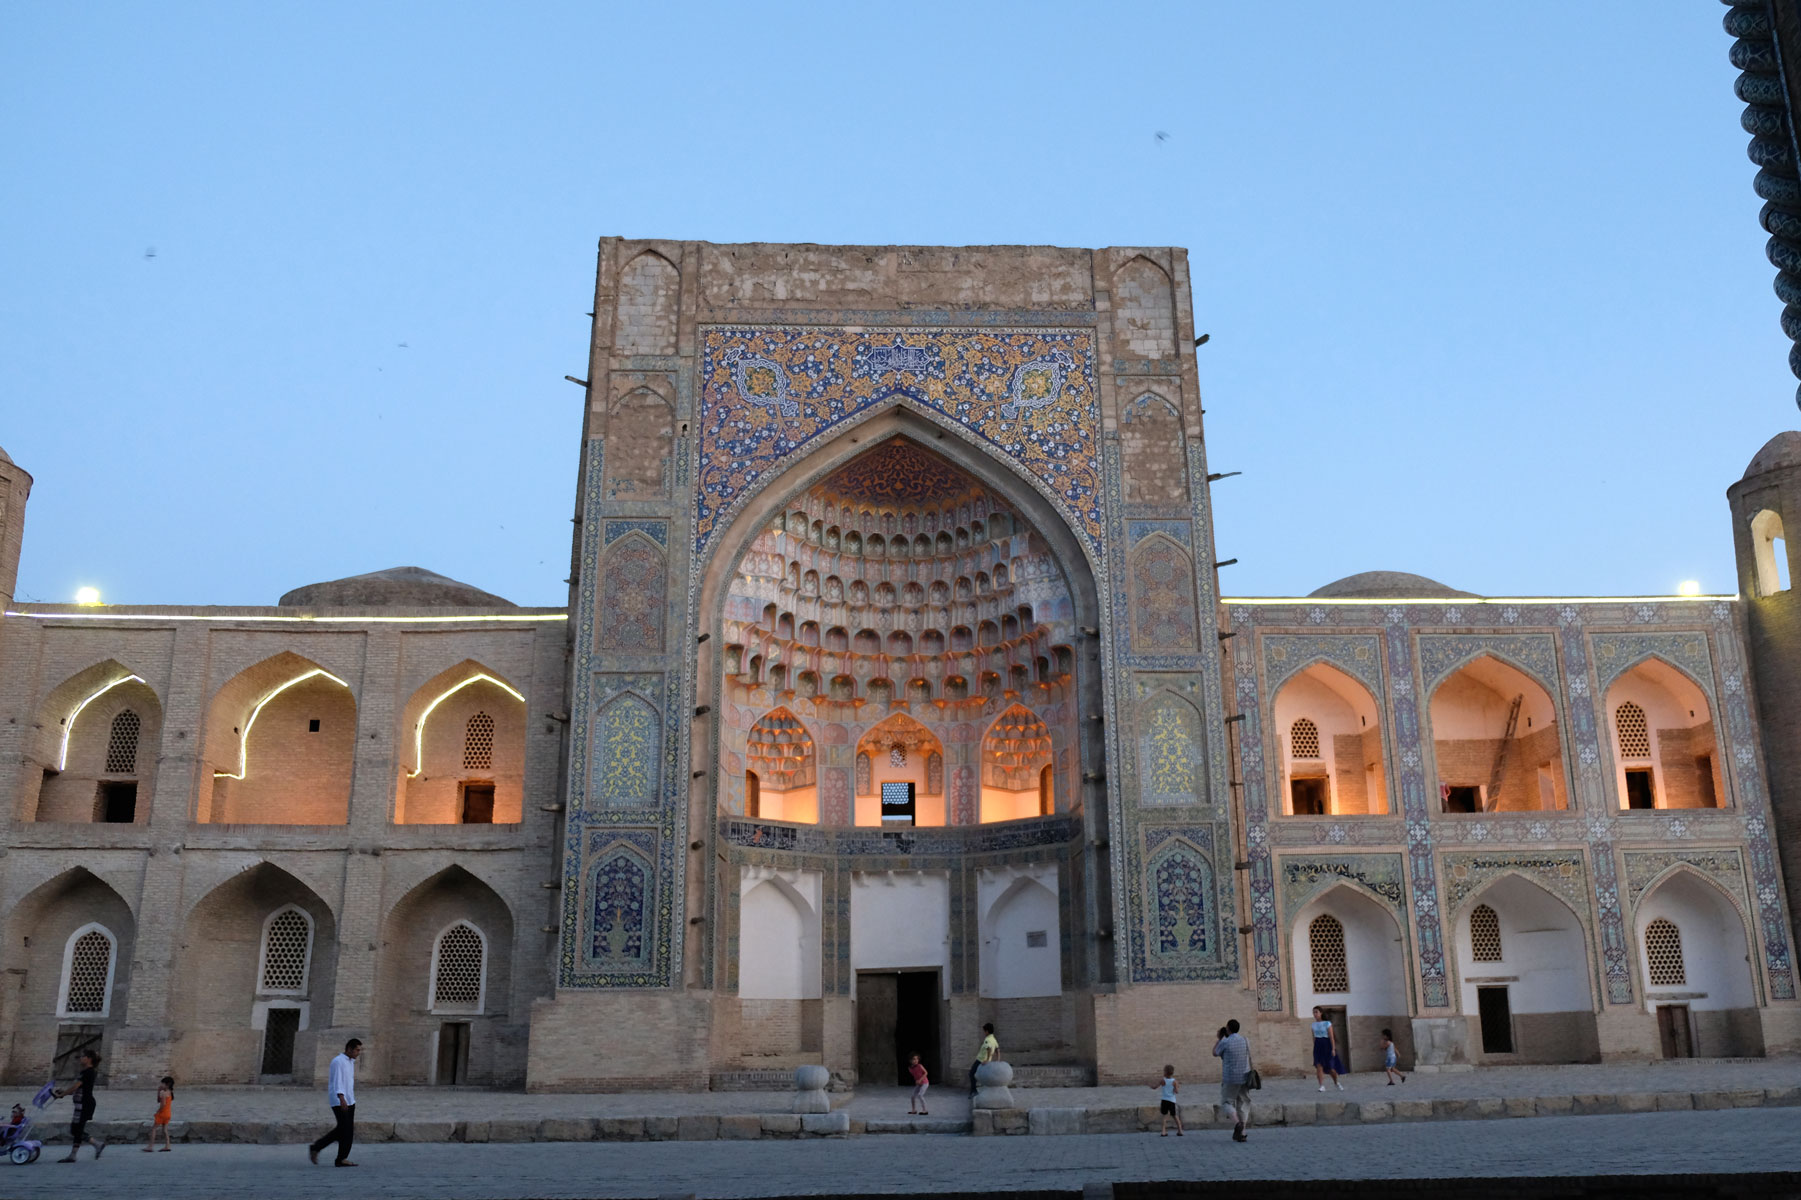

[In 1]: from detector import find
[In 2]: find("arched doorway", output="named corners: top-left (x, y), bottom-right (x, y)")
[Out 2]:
top-left (1453, 876), bottom-right (1597, 1063)
top-left (0, 868), bottom-right (137, 1084)
top-left (1291, 885), bottom-right (1411, 1072)
top-left (1634, 870), bottom-right (1760, 1057)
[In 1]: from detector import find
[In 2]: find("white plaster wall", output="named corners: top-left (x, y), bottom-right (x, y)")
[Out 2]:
top-left (851, 871), bottom-right (949, 997)
top-left (1291, 887), bottom-right (1408, 1017)
top-left (1455, 876), bottom-right (1592, 1015)
top-left (978, 866), bottom-right (1060, 998)
top-left (739, 867), bottom-right (822, 1000)
top-left (1635, 873), bottom-right (1755, 1012)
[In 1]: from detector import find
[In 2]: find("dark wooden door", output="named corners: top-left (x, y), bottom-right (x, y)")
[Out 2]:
top-left (260, 1008), bottom-right (300, 1075)
top-left (436, 1021), bottom-right (470, 1083)
top-left (856, 972), bottom-right (898, 1087)
top-left (1319, 1005), bottom-right (1350, 1069)
top-left (1477, 986), bottom-right (1514, 1053)
top-left (1657, 1004), bottom-right (1693, 1059)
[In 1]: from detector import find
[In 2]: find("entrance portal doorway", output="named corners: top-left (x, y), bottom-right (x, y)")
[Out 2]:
top-left (855, 970), bottom-right (940, 1087)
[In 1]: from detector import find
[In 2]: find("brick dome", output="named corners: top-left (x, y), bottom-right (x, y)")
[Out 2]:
top-left (1742, 431), bottom-right (1801, 479)
top-left (279, 566), bottom-right (514, 608)
top-left (1309, 571), bottom-right (1475, 599)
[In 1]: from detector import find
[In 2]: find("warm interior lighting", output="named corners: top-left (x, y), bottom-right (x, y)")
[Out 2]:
top-left (214, 668), bottom-right (351, 779)
top-left (407, 673), bottom-right (526, 777)
top-left (1678, 581), bottom-right (1702, 597)
top-left (73, 587), bottom-right (102, 606)
top-left (58, 675), bottom-right (147, 770)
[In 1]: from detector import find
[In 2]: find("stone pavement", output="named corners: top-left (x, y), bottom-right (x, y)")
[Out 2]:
top-left (35, 1058), bottom-right (1801, 1145)
top-left (0, 1109), bottom-right (1796, 1199)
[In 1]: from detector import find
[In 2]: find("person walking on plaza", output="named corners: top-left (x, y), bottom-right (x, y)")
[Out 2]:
top-left (1310, 1006), bottom-right (1344, 1092)
top-left (143, 1076), bottom-right (174, 1152)
top-left (1152, 1064), bottom-right (1184, 1136)
top-left (1380, 1029), bottom-right (1406, 1085)
top-left (907, 1053), bottom-right (930, 1115)
top-left (309, 1038), bottom-right (362, 1167)
top-left (1213, 1020), bottom-right (1254, 1143)
top-left (969, 1023), bottom-right (998, 1097)
top-left (53, 1049), bottom-right (104, 1162)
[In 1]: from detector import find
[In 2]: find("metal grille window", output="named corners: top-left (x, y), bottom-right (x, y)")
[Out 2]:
top-left (104, 710), bottom-right (141, 774)
top-left (261, 908), bottom-right (312, 993)
top-left (463, 712), bottom-right (495, 771)
top-left (64, 929), bottom-right (113, 1016)
top-left (1291, 718), bottom-right (1321, 759)
top-left (1309, 913), bottom-right (1349, 992)
top-left (1615, 702), bottom-right (1651, 759)
top-left (1470, 904), bottom-right (1503, 962)
top-left (433, 923), bottom-right (485, 1011)
top-left (1645, 918), bottom-right (1686, 987)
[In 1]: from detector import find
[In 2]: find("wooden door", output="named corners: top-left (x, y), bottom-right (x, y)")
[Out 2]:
top-left (856, 972), bottom-right (898, 1086)
top-left (1657, 1004), bottom-right (1693, 1059)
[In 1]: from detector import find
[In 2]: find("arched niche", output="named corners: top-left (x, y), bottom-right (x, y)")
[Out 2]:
top-left (1751, 508), bottom-right (1790, 596)
top-left (1452, 875), bottom-right (1597, 1063)
top-left (855, 712), bottom-right (943, 826)
top-left (978, 872), bottom-right (1061, 999)
top-left (1271, 662), bottom-right (1387, 816)
top-left (1291, 884), bottom-right (1411, 1072)
top-left (737, 869), bottom-right (822, 1002)
top-left (170, 861), bottom-right (337, 1083)
top-left (1633, 869), bottom-right (1761, 1056)
top-left (740, 708), bottom-right (818, 823)
top-left (199, 652), bottom-right (356, 825)
top-left (1603, 659), bottom-right (1722, 811)
top-left (397, 663), bottom-right (526, 825)
top-left (0, 868), bottom-right (136, 1083)
top-left (979, 704), bottom-right (1054, 823)
top-left (31, 667), bottom-right (163, 825)
top-left (374, 865), bottom-right (518, 1086)
top-left (1427, 654), bottom-right (1565, 814)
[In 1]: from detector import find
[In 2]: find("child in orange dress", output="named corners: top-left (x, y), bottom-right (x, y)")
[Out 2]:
top-left (144, 1076), bottom-right (173, 1152)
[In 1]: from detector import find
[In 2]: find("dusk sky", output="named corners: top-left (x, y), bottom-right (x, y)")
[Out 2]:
top-left (2, 2), bottom-right (1785, 606)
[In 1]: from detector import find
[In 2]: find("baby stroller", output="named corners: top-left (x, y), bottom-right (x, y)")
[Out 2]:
top-left (3, 1083), bottom-right (56, 1164)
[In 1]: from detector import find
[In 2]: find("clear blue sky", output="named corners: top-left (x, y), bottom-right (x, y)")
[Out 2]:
top-left (1, 2), bottom-right (1787, 606)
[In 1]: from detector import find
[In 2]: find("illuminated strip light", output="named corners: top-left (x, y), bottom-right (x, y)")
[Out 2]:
top-left (1223, 595), bottom-right (1738, 606)
top-left (407, 673), bottom-right (526, 777)
top-left (214, 669), bottom-right (351, 780)
top-left (6, 610), bottom-right (566, 624)
top-left (58, 675), bottom-right (147, 771)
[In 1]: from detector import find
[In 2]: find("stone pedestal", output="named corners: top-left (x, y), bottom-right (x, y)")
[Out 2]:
top-left (972, 1060), bottom-right (1015, 1110)
top-left (792, 1064), bottom-right (831, 1114)
top-left (1408, 1016), bottom-right (1469, 1068)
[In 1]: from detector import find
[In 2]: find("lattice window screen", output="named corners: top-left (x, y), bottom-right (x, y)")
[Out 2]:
top-left (64, 930), bottom-right (112, 1015)
top-left (1615, 703), bottom-right (1651, 759)
top-left (1291, 718), bottom-right (1321, 759)
top-left (1470, 904), bottom-right (1503, 962)
top-left (1309, 913), bottom-right (1349, 992)
top-left (890, 744), bottom-right (906, 769)
top-left (105, 710), bottom-right (141, 774)
top-left (434, 923), bottom-right (485, 1010)
top-left (464, 711), bottom-right (495, 771)
top-left (1645, 917), bottom-right (1686, 986)
top-left (261, 909), bottom-right (311, 992)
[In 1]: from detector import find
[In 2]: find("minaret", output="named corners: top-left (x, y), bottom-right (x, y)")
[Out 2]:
top-left (1727, 431), bottom-right (1801, 942)
top-left (0, 445), bottom-right (30, 610)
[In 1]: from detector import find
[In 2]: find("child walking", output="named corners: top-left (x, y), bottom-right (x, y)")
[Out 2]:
top-left (144, 1076), bottom-right (174, 1151)
top-left (1380, 1030), bottom-right (1406, 1086)
top-left (1153, 1064), bottom-right (1184, 1136)
top-left (907, 1053), bottom-right (929, 1115)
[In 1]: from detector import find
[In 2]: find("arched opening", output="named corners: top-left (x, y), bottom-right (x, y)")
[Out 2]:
top-left (1751, 508), bottom-right (1790, 596)
top-left (979, 874), bottom-right (1061, 999)
top-left (1428, 655), bottom-right (1565, 813)
top-left (199, 652), bottom-right (356, 825)
top-left (0, 868), bottom-right (136, 1084)
top-left (32, 672), bottom-right (163, 825)
top-left (856, 713), bottom-right (944, 826)
top-left (1634, 871), bottom-right (1760, 1057)
top-left (1453, 876), bottom-right (1597, 1063)
top-left (739, 708), bottom-right (818, 823)
top-left (170, 862), bottom-right (338, 1083)
top-left (736, 869), bottom-right (824, 1064)
top-left (1291, 885), bottom-right (1411, 1072)
top-left (980, 704), bottom-right (1055, 823)
top-left (1271, 663), bottom-right (1387, 816)
top-left (397, 665), bottom-right (527, 824)
top-left (1603, 660), bottom-right (1723, 811)
top-left (375, 866), bottom-right (518, 1086)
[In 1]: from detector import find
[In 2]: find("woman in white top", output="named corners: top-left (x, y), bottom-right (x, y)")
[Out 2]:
top-left (1309, 1006), bottom-right (1344, 1091)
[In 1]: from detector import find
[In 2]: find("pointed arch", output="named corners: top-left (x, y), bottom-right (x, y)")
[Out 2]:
top-left (1120, 390), bottom-right (1188, 504)
top-left (593, 690), bottom-right (661, 809)
top-left (980, 874), bottom-right (1062, 998)
top-left (738, 871), bottom-right (822, 1000)
top-left (1631, 866), bottom-right (1758, 1042)
top-left (29, 665), bottom-right (164, 824)
top-left (587, 842), bottom-right (652, 966)
top-left (200, 651), bottom-right (355, 825)
top-left (1137, 689), bottom-right (1205, 806)
top-left (604, 384), bottom-right (676, 499)
top-left (614, 249), bottom-right (678, 355)
top-left (743, 707), bottom-right (818, 822)
top-left (1128, 533), bottom-right (1198, 651)
top-left (1271, 661), bottom-right (1388, 816)
top-left (1751, 507), bottom-right (1789, 596)
top-left (257, 903), bottom-right (316, 995)
top-left (58, 923), bottom-right (118, 1018)
top-left (1146, 838), bottom-right (1217, 965)
top-left (598, 531), bottom-right (667, 653)
top-left (1290, 882), bottom-right (1411, 1034)
top-left (980, 703), bottom-right (1053, 822)
top-left (1602, 656), bottom-right (1723, 811)
top-left (1427, 652), bottom-right (1565, 813)
top-left (1112, 255), bottom-right (1177, 359)
top-left (398, 661), bottom-right (526, 824)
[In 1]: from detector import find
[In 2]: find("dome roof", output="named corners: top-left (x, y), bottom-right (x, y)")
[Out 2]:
top-left (0, 444), bottom-right (11, 465)
top-left (1308, 571), bottom-right (1476, 600)
top-left (279, 566), bottom-right (514, 608)
top-left (1743, 431), bottom-right (1801, 479)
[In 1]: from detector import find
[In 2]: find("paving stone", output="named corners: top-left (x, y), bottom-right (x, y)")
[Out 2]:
top-left (799, 1112), bottom-right (849, 1136)
top-left (757, 1115), bottom-right (800, 1137)
top-left (1358, 1101), bottom-right (1392, 1122)
top-left (717, 1115), bottom-right (762, 1140)
top-left (1730, 1089), bottom-right (1766, 1107)
top-left (182, 1121), bottom-right (233, 1143)
top-left (676, 1115), bottom-right (719, 1141)
top-left (460, 1121), bottom-right (489, 1143)
top-left (1083, 1107), bottom-right (1139, 1134)
top-left (1655, 1092), bottom-right (1695, 1111)
top-left (1316, 1101), bottom-right (1357, 1124)
top-left (599, 1117), bottom-right (648, 1141)
top-left (487, 1118), bottom-right (539, 1142)
top-left (359, 1121), bottom-right (395, 1143)
top-left (644, 1117), bottom-right (679, 1141)
top-left (536, 1117), bottom-right (595, 1142)
top-left (1533, 1096), bottom-right (1574, 1116)
top-left (1572, 1094), bottom-right (1619, 1115)
top-left (1503, 1097), bottom-right (1536, 1118)
top-left (969, 1111), bottom-right (994, 1137)
top-left (1693, 1090), bottom-right (1734, 1110)
top-left (1765, 1085), bottom-right (1801, 1106)
top-left (1617, 1093), bottom-right (1659, 1113)
top-left (1391, 1100), bottom-right (1433, 1121)
top-left (1283, 1103), bottom-right (1316, 1126)
top-left (1431, 1099), bottom-right (1470, 1121)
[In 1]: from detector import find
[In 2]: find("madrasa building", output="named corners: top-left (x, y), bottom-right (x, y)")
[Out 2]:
top-left (1, 239), bottom-right (1799, 1094)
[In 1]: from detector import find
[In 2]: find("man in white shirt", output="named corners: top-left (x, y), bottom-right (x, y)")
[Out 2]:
top-left (308, 1038), bottom-right (362, 1167)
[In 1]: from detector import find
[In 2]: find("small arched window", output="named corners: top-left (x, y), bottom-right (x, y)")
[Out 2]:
top-left (1470, 904), bottom-right (1503, 962)
top-left (1615, 702), bottom-right (1651, 760)
top-left (1290, 718), bottom-right (1321, 760)
top-left (60, 925), bottom-right (116, 1018)
top-left (463, 711), bottom-right (495, 772)
top-left (105, 710), bottom-right (141, 775)
top-left (745, 770), bottom-right (760, 819)
top-left (1038, 764), bottom-right (1054, 816)
top-left (1645, 917), bottom-right (1686, 987)
top-left (1751, 508), bottom-right (1790, 596)
top-left (431, 922), bottom-right (486, 1013)
top-left (259, 906), bottom-right (314, 994)
top-left (1309, 913), bottom-right (1349, 993)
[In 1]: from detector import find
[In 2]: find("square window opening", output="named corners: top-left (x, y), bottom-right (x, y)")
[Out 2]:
top-left (1289, 776), bottom-right (1328, 816)
top-left (459, 781), bottom-right (496, 824)
top-left (93, 781), bottom-right (137, 824)
top-left (1624, 768), bottom-right (1656, 810)
top-left (1442, 785), bottom-right (1481, 814)
top-left (308, 718), bottom-right (321, 733)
